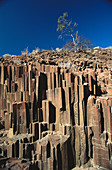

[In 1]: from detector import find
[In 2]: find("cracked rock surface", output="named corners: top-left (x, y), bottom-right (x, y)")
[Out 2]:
top-left (0, 48), bottom-right (112, 169)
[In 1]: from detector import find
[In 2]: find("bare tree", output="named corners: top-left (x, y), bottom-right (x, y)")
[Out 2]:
top-left (79, 36), bottom-right (94, 51)
top-left (21, 47), bottom-right (29, 55)
top-left (57, 12), bottom-right (77, 49)
top-left (57, 12), bottom-right (93, 51)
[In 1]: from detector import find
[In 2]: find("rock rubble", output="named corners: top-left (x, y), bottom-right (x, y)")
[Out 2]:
top-left (0, 48), bottom-right (112, 169)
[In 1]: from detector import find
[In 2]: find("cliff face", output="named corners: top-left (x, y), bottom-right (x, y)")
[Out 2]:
top-left (0, 49), bottom-right (112, 169)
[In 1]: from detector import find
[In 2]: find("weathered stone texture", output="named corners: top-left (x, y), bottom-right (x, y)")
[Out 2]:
top-left (0, 49), bottom-right (112, 169)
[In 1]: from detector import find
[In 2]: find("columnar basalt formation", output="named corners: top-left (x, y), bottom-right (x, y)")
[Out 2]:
top-left (0, 49), bottom-right (112, 169)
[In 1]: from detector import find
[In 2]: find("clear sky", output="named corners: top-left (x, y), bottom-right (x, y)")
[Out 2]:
top-left (0, 0), bottom-right (112, 56)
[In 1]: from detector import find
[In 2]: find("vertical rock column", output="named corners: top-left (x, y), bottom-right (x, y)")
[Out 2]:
top-left (28, 65), bottom-right (32, 96)
top-left (0, 63), bottom-right (4, 85)
top-left (78, 84), bottom-right (85, 126)
top-left (74, 75), bottom-right (79, 125)
top-left (42, 100), bottom-right (50, 123)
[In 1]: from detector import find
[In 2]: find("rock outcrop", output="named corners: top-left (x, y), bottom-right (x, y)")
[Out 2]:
top-left (0, 48), bottom-right (112, 169)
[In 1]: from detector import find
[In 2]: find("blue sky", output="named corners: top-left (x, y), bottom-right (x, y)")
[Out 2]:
top-left (0, 0), bottom-right (112, 56)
